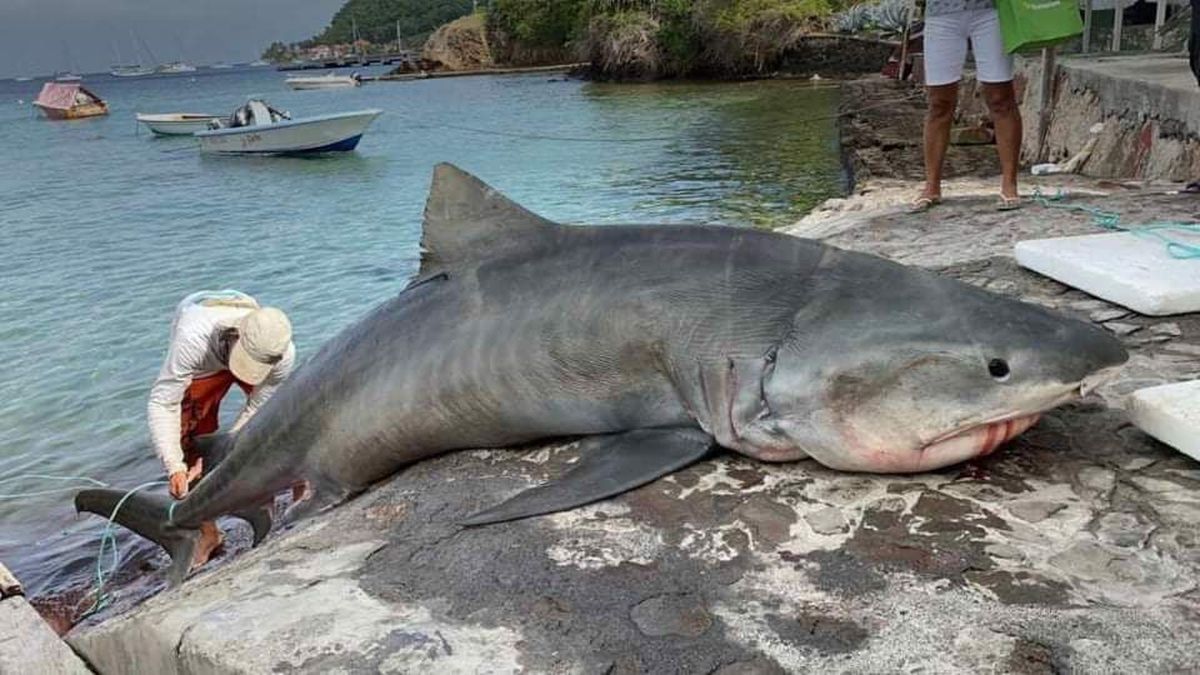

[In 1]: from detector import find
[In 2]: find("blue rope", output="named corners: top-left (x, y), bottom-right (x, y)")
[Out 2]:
top-left (1031, 188), bottom-right (1200, 259)
top-left (0, 472), bottom-right (171, 616)
top-left (80, 480), bottom-right (168, 616)
top-left (0, 474), bottom-right (107, 499)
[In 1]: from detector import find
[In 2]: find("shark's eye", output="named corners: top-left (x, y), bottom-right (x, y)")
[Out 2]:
top-left (988, 358), bottom-right (1011, 380)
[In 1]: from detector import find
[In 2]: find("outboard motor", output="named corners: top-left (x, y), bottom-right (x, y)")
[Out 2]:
top-left (230, 103), bottom-right (252, 128)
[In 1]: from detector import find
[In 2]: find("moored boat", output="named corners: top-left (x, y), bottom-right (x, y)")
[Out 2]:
top-left (136, 112), bottom-right (222, 136)
top-left (111, 64), bottom-right (154, 77)
top-left (158, 61), bottom-right (197, 74)
top-left (285, 72), bottom-right (362, 90)
top-left (53, 72), bottom-right (82, 82)
top-left (33, 83), bottom-right (108, 120)
top-left (194, 99), bottom-right (381, 155)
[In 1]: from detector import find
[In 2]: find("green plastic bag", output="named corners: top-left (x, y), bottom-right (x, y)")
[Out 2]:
top-left (995, 0), bottom-right (1084, 53)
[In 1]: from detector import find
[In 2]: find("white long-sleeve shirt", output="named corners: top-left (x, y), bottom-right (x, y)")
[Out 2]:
top-left (148, 291), bottom-right (296, 476)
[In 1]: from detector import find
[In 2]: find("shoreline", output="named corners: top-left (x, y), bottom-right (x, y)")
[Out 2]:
top-left (371, 62), bottom-right (588, 82)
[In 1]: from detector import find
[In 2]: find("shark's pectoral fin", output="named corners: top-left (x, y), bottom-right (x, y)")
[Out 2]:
top-left (232, 505), bottom-right (273, 546)
top-left (461, 428), bottom-right (715, 527)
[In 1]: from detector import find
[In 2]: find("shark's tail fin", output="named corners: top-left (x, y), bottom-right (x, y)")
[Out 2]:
top-left (75, 488), bottom-right (198, 586)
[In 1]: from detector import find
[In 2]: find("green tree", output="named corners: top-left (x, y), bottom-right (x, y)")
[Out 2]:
top-left (310, 0), bottom-right (475, 45)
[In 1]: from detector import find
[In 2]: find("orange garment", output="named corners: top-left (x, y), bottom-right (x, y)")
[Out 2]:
top-left (179, 371), bottom-right (251, 469)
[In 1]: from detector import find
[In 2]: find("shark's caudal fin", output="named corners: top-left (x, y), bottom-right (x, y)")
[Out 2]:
top-left (75, 488), bottom-right (198, 587)
top-left (462, 428), bottom-right (715, 526)
top-left (418, 163), bottom-right (560, 277)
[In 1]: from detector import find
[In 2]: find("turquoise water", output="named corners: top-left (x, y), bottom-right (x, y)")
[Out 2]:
top-left (0, 66), bottom-right (843, 600)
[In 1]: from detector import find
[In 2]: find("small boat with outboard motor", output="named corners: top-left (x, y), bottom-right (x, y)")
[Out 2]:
top-left (193, 99), bottom-right (381, 155)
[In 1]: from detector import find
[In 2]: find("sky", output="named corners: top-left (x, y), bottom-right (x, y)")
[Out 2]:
top-left (0, 0), bottom-right (346, 78)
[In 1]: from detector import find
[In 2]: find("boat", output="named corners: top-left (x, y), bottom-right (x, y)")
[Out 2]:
top-left (111, 64), bottom-right (154, 77)
top-left (53, 71), bottom-right (82, 82)
top-left (249, 60), bottom-right (269, 67)
top-left (136, 112), bottom-right (222, 136)
top-left (285, 72), bottom-right (362, 90)
top-left (15, 76), bottom-right (33, 82)
top-left (210, 62), bottom-right (234, 70)
top-left (110, 36), bottom-right (154, 77)
top-left (194, 99), bottom-right (381, 155)
top-left (33, 82), bottom-right (108, 120)
top-left (158, 61), bottom-right (197, 74)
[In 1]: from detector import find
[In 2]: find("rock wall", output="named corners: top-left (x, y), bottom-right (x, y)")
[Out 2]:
top-left (420, 13), bottom-right (493, 72)
top-left (779, 35), bottom-right (897, 78)
top-left (838, 76), bottom-right (1001, 187)
top-left (1017, 54), bottom-right (1200, 181)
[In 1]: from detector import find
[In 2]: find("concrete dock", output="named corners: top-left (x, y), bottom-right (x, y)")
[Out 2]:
top-left (0, 563), bottom-right (92, 674)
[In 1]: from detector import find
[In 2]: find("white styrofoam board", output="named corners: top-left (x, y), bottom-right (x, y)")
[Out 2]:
top-left (1014, 231), bottom-right (1200, 316)
top-left (1127, 379), bottom-right (1200, 461)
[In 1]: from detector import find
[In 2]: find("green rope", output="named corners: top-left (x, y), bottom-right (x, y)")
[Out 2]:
top-left (0, 472), bottom-right (169, 616)
top-left (0, 474), bottom-right (107, 499)
top-left (1031, 188), bottom-right (1200, 259)
top-left (79, 480), bottom-right (168, 617)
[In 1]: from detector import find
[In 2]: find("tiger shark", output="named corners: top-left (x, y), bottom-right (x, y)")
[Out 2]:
top-left (77, 163), bottom-right (1127, 585)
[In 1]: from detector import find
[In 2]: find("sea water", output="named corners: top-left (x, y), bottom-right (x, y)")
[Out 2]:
top-left (0, 66), bottom-right (843, 599)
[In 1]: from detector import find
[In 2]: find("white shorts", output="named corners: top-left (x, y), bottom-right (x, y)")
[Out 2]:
top-left (923, 9), bottom-right (1014, 86)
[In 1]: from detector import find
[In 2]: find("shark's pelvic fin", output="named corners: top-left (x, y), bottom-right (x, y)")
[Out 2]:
top-left (462, 428), bottom-right (715, 526)
top-left (419, 163), bottom-right (559, 276)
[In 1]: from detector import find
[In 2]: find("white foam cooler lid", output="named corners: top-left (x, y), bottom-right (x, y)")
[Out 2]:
top-left (1127, 380), bottom-right (1200, 462)
top-left (1015, 231), bottom-right (1200, 316)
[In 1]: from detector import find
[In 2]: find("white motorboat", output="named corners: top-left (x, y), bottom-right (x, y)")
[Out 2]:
top-left (136, 112), bottom-right (222, 136)
top-left (285, 72), bottom-right (362, 90)
top-left (194, 100), bottom-right (381, 155)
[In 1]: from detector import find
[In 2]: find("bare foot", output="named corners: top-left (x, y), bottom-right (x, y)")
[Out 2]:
top-left (192, 521), bottom-right (224, 568)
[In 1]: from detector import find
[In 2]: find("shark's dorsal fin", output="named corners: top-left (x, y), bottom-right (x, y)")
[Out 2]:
top-left (420, 163), bottom-right (557, 276)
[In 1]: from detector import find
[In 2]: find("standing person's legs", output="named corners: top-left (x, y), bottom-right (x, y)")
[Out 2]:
top-left (969, 8), bottom-right (1021, 204)
top-left (915, 13), bottom-right (970, 210)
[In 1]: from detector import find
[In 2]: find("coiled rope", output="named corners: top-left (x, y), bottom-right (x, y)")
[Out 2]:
top-left (0, 473), bottom-right (167, 616)
top-left (1032, 188), bottom-right (1200, 259)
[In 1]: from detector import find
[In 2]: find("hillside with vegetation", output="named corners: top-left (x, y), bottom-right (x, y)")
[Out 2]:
top-left (267, 0), bottom-right (901, 78)
top-left (487, 0), bottom-right (855, 79)
top-left (262, 0), bottom-right (474, 60)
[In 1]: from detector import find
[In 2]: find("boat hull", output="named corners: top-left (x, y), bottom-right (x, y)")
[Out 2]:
top-left (286, 77), bottom-right (361, 90)
top-left (35, 102), bottom-right (109, 120)
top-left (136, 113), bottom-right (221, 136)
top-left (194, 109), bottom-right (381, 155)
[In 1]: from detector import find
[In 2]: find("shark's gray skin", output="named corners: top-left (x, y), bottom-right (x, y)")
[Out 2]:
top-left (76, 164), bottom-right (1128, 584)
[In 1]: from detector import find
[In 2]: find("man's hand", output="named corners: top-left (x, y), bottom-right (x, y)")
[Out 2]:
top-left (168, 460), bottom-right (204, 499)
top-left (169, 471), bottom-right (189, 498)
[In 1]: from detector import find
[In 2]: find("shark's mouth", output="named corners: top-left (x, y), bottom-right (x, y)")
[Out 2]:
top-left (916, 367), bottom-right (1123, 469)
top-left (921, 412), bottom-right (1042, 464)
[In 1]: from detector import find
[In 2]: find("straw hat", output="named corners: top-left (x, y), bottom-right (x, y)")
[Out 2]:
top-left (229, 307), bottom-right (292, 386)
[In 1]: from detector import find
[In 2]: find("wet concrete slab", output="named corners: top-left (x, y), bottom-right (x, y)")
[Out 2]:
top-left (68, 176), bottom-right (1200, 673)
top-left (1, 595), bottom-right (91, 674)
